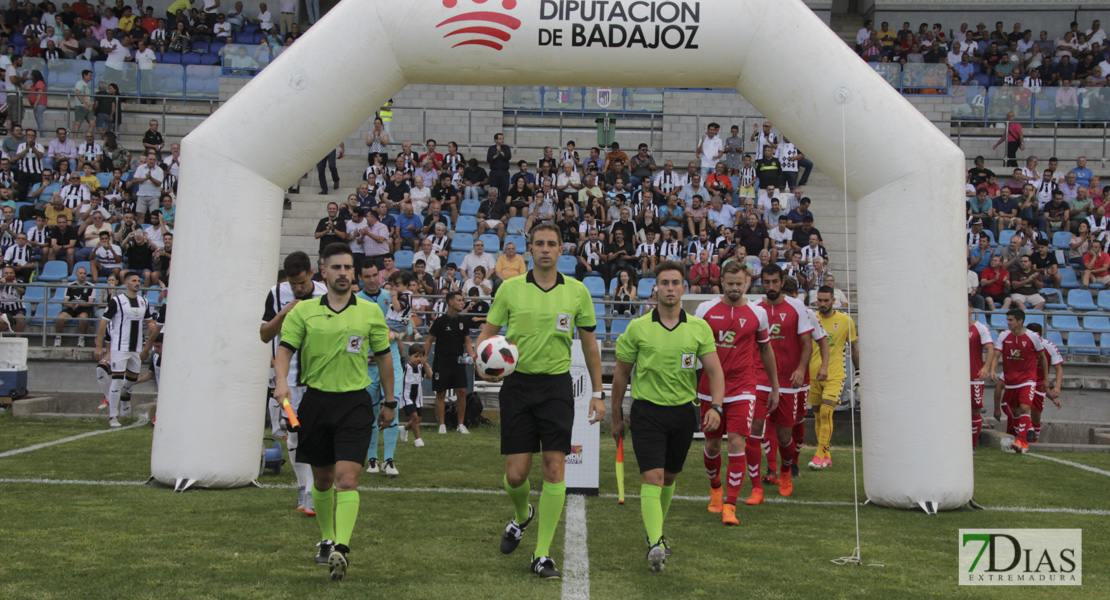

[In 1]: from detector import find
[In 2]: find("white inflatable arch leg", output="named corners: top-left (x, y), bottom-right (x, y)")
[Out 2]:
top-left (154, 0), bottom-right (971, 510)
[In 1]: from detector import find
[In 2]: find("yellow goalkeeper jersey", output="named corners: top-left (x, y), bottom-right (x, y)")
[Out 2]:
top-left (810, 310), bottom-right (856, 379)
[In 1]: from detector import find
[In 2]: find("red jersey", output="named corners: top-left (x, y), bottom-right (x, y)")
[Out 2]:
top-left (1037, 339), bottom-right (1064, 384)
top-left (755, 296), bottom-right (814, 392)
top-left (997, 329), bottom-right (1044, 388)
top-left (695, 298), bottom-right (770, 402)
top-left (969, 321), bottom-right (993, 382)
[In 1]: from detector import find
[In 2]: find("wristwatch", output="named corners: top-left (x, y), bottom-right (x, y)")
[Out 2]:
top-left (709, 403), bottom-right (723, 415)
top-left (382, 400), bottom-right (398, 409)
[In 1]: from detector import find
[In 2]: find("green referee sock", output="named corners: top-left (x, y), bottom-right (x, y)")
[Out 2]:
top-left (334, 491), bottom-right (360, 546)
top-left (641, 484), bottom-right (663, 546)
top-left (534, 481), bottom-right (566, 558)
top-left (504, 475), bottom-right (531, 524)
top-left (660, 483), bottom-right (676, 521)
top-left (311, 486), bottom-right (335, 542)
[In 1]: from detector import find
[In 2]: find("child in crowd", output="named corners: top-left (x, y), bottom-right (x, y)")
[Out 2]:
top-left (386, 270), bottom-right (414, 359)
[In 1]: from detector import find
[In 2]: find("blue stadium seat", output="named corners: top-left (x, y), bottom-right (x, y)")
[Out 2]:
top-left (209, 42), bottom-right (226, 56)
top-left (393, 250), bottom-right (414, 270)
top-left (96, 173), bottom-right (112, 188)
top-left (1067, 289), bottom-right (1098, 311)
top-left (455, 216), bottom-right (478, 234)
top-left (1024, 313), bottom-right (1044, 328)
top-left (1099, 291), bottom-right (1110, 311)
top-left (594, 317), bottom-right (608, 340)
top-left (1046, 330), bottom-right (1064, 348)
top-left (181, 53), bottom-right (202, 66)
top-left (200, 53), bottom-right (220, 66)
top-left (234, 33), bottom-right (254, 44)
top-left (27, 301), bottom-right (62, 327)
top-left (1083, 316), bottom-right (1110, 332)
top-left (37, 261), bottom-right (68, 282)
top-left (637, 278), bottom-right (656, 299)
top-left (451, 233), bottom-right (473, 252)
top-left (243, 23), bottom-right (260, 33)
top-left (557, 255), bottom-right (577, 275)
top-left (507, 217), bottom-right (527, 235)
top-left (145, 289), bottom-right (164, 306)
top-left (10, 32), bottom-right (23, 46)
top-left (21, 285), bottom-right (45, 307)
top-left (997, 230), bottom-right (1015, 247)
top-left (447, 251), bottom-right (467, 268)
top-left (459, 199), bottom-right (481, 216)
top-left (23, 220), bottom-right (36, 233)
top-left (155, 71), bottom-right (184, 95)
top-left (1051, 314), bottom-right (1080, 331)
top-left (191, 41), bottom-right (210, 54)
top-left (479, 234), bottom-right (500, 252)
top-left (611, 318), bottom-right (631, 336)
top-left (583, 276), bottom-right (605, 297)
top-left (1041, 288), bottom-right (1066, 310)
top-left (252, 32), bottom-right (266, 44)
top-left (973, 74), bottom-right (992, 87)
top-left (504, 234), bottom-right (526, 253)
top-left (1101, 334), bottom-right (1110, 355)
top-left (68, 262), bottom-right (91, 281)
top-left (161, 51), bottom-right (182, 64)
top-left (989, 312), bottom-right (1008, 329)
top-left (593, 302), bottom-right (606, 318)
top-left (52, 285), bottom-right (67, 300)
top-left (1052, 230), bottom-right (1072, 250)
top-left (1067, 331), bottom-right (1100, 355)
top-left (1059, 268), bottom-right (1080, 289)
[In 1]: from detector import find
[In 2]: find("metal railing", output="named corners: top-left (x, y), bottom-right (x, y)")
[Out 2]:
top-left (953, 118), bottom-right (1110, 167)
top-left (10, 281), bottom-right (164, 348)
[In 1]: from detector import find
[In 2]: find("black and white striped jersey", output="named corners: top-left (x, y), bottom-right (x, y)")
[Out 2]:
top-left (0, 281), bottom-right (23, 313)
top-left (16, 142), bottom-right (44, 174)
top-left (101, 293), bottom-right (153, 352)
top-left (261, 280), bottom-right (327, 386)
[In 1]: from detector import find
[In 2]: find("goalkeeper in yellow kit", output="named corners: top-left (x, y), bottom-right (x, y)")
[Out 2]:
top-left (807, 286), bottom-right (858, 469)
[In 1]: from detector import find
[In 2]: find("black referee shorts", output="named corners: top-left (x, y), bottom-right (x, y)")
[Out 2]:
top-left (630, 400), bottom-right (699, 474)
top-left (432, 361), bottom-right (468, 392)
top-left (295, 388), bottom-right (375, 467)
top-left (499, 371), bottom-right (574, 456)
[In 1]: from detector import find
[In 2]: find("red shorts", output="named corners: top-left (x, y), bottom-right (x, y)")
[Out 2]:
top-left (1002, 384), bottom-right (1036, 412)
top-left (699, 397), bottom-right (755, 439)
top-left (970, 382), bottom-right (984, 412)
top-left (794, 388), bottom-right (809, 421)
top-left (1032, 382), bottom-right (1046, 413)
top-left (756, 389), bottom-right (797, 429)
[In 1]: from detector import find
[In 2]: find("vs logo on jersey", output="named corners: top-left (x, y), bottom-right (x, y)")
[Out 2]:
top-left (1009, 349), bottom-right (1022, 359)
top-left (681, 354), bottom-right (696, 369)
top-left (717, 330), bottom-right (736, 345)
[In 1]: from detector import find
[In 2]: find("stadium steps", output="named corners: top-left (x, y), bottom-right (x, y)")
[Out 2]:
top-left (829, 12), bottom-right (865, 49)
top-left (799, 168), bottom-right (858, 287)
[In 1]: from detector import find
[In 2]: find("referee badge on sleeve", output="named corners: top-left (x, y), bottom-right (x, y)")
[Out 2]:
top-left (681, 354), bottom-right (696, 369)
top-left (347, 335), bottom-right (364, 354)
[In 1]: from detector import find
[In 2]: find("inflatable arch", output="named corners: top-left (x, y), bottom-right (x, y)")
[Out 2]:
top-left (152, 0), bottom-right (971, 510)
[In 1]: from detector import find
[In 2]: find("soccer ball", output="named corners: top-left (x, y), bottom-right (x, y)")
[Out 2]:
top-left (476, 335), bottom-right (519, 378)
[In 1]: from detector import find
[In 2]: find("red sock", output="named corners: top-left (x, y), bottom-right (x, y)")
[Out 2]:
top-left (1031, 422), bottom-right (1042, 443)
top-left (763, 426), bottom-right (779, 473)
top-left (704, 447), bottom-right (721, 489)
top-left (745, 436), bottom-right (763, 492)
top-left (1017, 414), bottom-right (1032, 443)
top-left (725, 453), bottom-right (745, 505)
top-left (779, 439), bottom-right (797, 471)
top-left (792, 421), bottom-right (805, 455)
top-left (971, 414), bottom-right (983, 446)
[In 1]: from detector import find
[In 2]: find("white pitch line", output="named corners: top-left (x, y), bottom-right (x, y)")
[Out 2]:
top-left (562, 494), bottom-right (590, 600)
top-left (2, 478), bottom-right (1107, 517)
top-left (0, 417), bottom-right (149, 459)
top-left (1028, 452), bottom-right (1110, 477)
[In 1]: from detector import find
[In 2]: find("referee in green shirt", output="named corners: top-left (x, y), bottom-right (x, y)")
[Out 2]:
top-left (274, 243), bottom-right (394, 581)
top-left (611, 260), bottom-right (724, 572)
top-left (476, 222), bottom-right (605, 580)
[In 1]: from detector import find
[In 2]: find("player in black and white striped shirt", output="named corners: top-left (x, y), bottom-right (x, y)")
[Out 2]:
top-left (95, 271), bottom-right (158, 427)
top-left (399, 344), bottom-right (431, 447)
top-left (259, 252), bottom-right (327, 514)
top-left (0, 266), bottom-right (26, 332)
top-left (14, 129), bottom-right (45, 196)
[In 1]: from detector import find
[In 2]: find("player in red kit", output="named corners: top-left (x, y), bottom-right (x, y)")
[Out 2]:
top-left (746, 265), bottom-right (814, 504)
top-left (1024, 323), bottom-right (1063, 443)
top-left (696, 262), bottom-right (779, 526)
top-left (988, 309), bottom-right (1048, 454)
top-left (968, 302), bottom-right (993, 448)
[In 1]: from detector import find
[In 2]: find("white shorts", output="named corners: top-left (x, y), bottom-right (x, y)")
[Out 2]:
top-left (110, 351), bottom-right (142, 374)
top-left (1010, 293), bottom-right (1045, 306)
top-left (483, 219), bottom-right (501, 229)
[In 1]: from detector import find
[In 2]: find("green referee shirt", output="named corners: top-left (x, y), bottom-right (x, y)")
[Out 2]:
top-left (615, 309), bottom-right (716, 406)
top-left (279, 294), bottom-right (392, 393)
top-left (486, 271), bottom-right (596, 375)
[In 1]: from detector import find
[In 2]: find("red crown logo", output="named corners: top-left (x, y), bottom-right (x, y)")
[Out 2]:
top-left (437, 0), bottom-right (520, 51)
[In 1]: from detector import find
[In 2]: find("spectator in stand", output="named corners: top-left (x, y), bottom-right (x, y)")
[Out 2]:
top-left (799, 232), bottom-right (829, 265)
top-left (576, 227), bottom-right (607, 281)
top-left (606, 228), bottom-right (635, 275)
top-left (462, 265), bottom-right (492, 297)
top-left (803, 257), bottom-right (832, 304)
top-left (382, 168), bottom-right (410, 208)
top-left (421, 201), bottom-right (449, 240)
top-left (460, 239), bottom-right (496, 280)
top-left (1059, 171), bottom-right (1080, 201)
top-left (636, 230), bottom-right (660, 273)
top-left (992, 111), bottom-right (1024, 168)
top-left (89, 230), bottom-right (122, 282)
top-left (696, 123), bottom-right (724, 179)
top-left (578, 172), bottom-right (604, 210)
top-left (507, 175), bottom-right (534, 219)
top-left (47, 213), bottom-right (78, 267)
top-left (1082, 239), bottom-right (1110, 288)
top-left (1003, 169), bottom-right (1026, 196)
top-left (688, 248), bottom-right (721, 293)
top-left (1030, 240), bottom-right (1061, 288)
top-left (427, 222), bottom-right (451, 261)
top-left (121, 227), bottom-right (156, 285)
top-left (486, 133), bottom-right (511, 198)
top-left (968, 155), bottom-right (994, 188)
top-left (52, 264), bottom-right (96, 346)
top-left (684, 195), bottom-right (709, 238)
top-left (2, 232), bottom-right (36, 281)
top-left (994, 187), bottom-right (1020, 231)
top-left (967, 266), bottom-right (986, 310)
top-left (652, 160), bottom-right (682, 198)
top-left (476, 187), bottom-right (508, 243)
top-left (1043, 190), bottom-right (1070, 232)
top-left (1070, 186), bottom-right (1094, 233)
top-left (130, 152), bottom-right (163, 223)
top-left (558, 206), bottom-right (580, 255)
top-left (604, 142), bottom-right (629, 174)
top-left (980, 254), bottom-right (1010, 309)
top-left (705, 162), bottom-right (733, 205)
top-left (493, 240), bottom-right (525, 288)
top-left (511, 160), bottom-right (536, 191)
top-left (555, 160), bottom-right (582, 202)
top-left (1008, 254), bottom-right (1045, 309)
top-left (723, 125), bottom-right (744, 175)
top-left (0, 266), bottom-right (26, 332)
top-left (768, 214), bottom-right (792, 261)
top-left (999, 233), bottom-right (1030, 270)
top-left (612, 269), bottom-right (636, 316)
top-left (373, 203), bottom-right (400, 253)
top-left (791, 216), bottom-right (822, 252)
top-left (75, 210), bottom-right (110, 261)
top-left (628, 143), bottom-right (656, 189)
top-left (409, 176), bottom-right (431, 214)
top-left (968, 187), bottom-right (996, 234)
top-left (1069, 157), bottom-right (1093, 188)
top-left (787, 197), bottom-right (813, 229)
top-left (461, 158), bottom-right (487, 202)
top-left (1055, 79), bottom-right (1079, 119)
top-left (735, 211), bottom-right (768, 257)
top-left (754, 145), bottom-right (784, 208)
top-left (395, 201), bottom-right (423, 250)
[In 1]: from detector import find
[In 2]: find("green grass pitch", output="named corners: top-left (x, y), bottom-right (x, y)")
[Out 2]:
top-left (1, 411), bottom-right (1107, 599)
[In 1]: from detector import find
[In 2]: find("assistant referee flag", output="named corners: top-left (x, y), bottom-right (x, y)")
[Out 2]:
top-left (279, 295), bottom-right (391, 392)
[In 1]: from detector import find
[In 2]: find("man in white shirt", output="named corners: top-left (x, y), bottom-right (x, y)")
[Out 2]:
top-left (100, 31), bottom-right (130, 72)
top-left (696, 122), bottom-right (724, 179)
top-left (768, 215), bottom-right (793, 261)
top-left (162, 143), bottom-right (181, 179)
top-left (459, 240), bottom-right (497, 279)
top-left (90, 231), bottom-right (124, 282)
top-left (44, 127), bottom-right (77, 174)
top-left (77, 131), bottom-right (102, 167)
top-left (1087, 20), bottom-right (1106, 48)
top-left (134, 39), bottom-right (156, 72)
top-left (257, 2), bottom-right (275, 32)
top-left (415, 237), bottom-right (442, 277)
top-left (130, 154), bottom-right (164, 223)
top-left (750, 121), bottom-right (778, 159)
top-left (213, 13), bottom-right (232, 38)
top-left (856, 20), bottom-right (873, 49)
